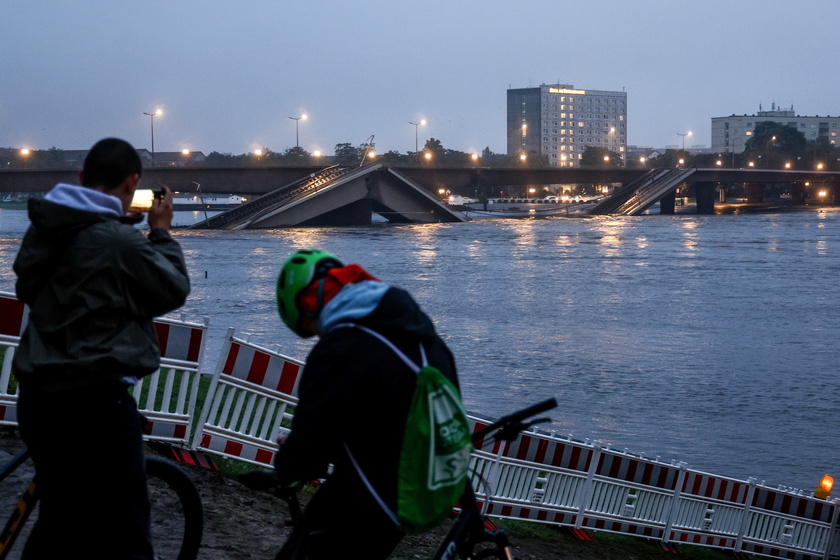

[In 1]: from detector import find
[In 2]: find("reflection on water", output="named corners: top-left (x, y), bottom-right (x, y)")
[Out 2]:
top-left (2, 208), bottom-right (840, 490)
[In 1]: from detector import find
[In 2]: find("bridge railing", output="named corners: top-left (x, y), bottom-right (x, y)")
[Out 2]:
top-left (191, 165), bottom-right (354, 230)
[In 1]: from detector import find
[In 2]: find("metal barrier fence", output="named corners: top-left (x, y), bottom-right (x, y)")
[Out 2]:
top-left (0, 291), bottom-right (208, 447)
top-left (191, 327), bottom-right (303, 465)
top-left (1, 290), bottom-right (839, 560)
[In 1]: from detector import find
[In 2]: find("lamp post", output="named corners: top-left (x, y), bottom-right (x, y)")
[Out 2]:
top-left (409, 120), bottom-right (426, 160)
top-left (676, 131), bottom-right (691, 152)
top-left (143, 110), bottom-right (162, 166)
top-left (289, 114), bottom-right (307, 148)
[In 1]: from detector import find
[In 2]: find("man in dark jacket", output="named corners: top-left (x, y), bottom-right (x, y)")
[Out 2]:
top-left (272, 248), bottom-right (461, 559)
top-left (12, 138), bottom-right (190, 559)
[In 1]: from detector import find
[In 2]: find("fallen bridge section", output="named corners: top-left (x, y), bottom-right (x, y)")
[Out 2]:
top-left (589, 168), bottom-right (697, 216)
top-left (190, 163), bottom-right (467, 229)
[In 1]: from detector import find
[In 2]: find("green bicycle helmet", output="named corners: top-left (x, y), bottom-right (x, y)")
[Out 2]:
top-left (276, 248), bottom-right (343, 337)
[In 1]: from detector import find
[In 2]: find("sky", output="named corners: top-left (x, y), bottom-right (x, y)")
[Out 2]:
top-left (2, 1), bottom-right (838, 157)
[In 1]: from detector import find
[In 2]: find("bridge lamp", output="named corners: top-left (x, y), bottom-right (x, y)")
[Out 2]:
top-left (519, 153), bottom-right (527, 162)
top-left (817, 163), bottom-right (824, 170)
top-left (815, 474), bottom-right (833, 499)
top-left (182, 149), bottom-right (190, 155)
top-left (748, 161), bottom-right (755, 167)
top-left (818, 190), bottom-right (827, 199)
top-left (409, 120), bottom-right (426, 156)
top-left (676, 131), bottom-right (691, 152)
top-left (716, 160), bottom-right (722, 166)
top-left (678, 158), bottom-right (685, 166)
top-left (254, 149), bottom-right (263, 157)
top-left (20, 148), bottom-right (30, 156)
top-left (289, 114), bottom-right (307, 148)
top-left (424, 151), bottom-right (432, 161)
top-left (143, 109), bottom-right (162, 166)
top-left (785, 162), bottom-right (791, 169)
top-left (313, 150), bottom-right (322, 157)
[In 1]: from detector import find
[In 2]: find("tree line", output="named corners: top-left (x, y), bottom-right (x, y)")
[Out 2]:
top-left (4, 123), bottom-right (839, 171)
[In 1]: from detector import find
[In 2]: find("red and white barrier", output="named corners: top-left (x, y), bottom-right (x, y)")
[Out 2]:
top-left (0, 291), bottom-right (208, 447)
top-left (0, 291), bottom-right (27, 426)
top-left (133, 315), bottom-right (210, 446)
top-left (2, 289), bottom-right (839, 560)
top-left (191, 328), bottom-right (303, 467)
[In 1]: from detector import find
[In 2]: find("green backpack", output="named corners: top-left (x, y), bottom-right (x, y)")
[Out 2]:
top-left (339, 324), bottom-right (472, 534)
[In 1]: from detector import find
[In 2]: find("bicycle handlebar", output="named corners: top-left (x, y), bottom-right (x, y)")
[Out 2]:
top-left (472, 397), bottom-right (557, 443)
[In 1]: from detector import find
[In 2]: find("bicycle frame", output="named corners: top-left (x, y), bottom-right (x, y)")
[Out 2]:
top-left (243, 397), bottom-right (556, 560)
top-left (432, 484), bottom-right (511, 560)
top-left (0, 448), bottom-right (35, 560)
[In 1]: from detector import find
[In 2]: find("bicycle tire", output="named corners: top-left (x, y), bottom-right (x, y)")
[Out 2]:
top-left (145, 456), bottom-right (204, 560)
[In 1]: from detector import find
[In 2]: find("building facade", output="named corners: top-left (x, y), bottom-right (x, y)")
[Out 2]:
top-left (711, 105), bottom-right (840, 154)
top-left (506, 84), bottom-right (627, 167)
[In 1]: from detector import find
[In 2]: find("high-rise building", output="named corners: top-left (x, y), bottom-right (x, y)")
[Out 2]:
top-left (506, 83), bottom-right (627, 167)
top-left (711, 104), bottom-right (840, 154)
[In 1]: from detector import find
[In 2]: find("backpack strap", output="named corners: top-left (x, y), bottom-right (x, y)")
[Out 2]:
top-left (331, 322), bottom-right (427, 373)
top-left (331, 322), bottom-right (428, 530)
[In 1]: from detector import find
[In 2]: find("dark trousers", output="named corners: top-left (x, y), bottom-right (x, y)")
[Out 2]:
top-left (17, 383), bottom-right (154, 560)
top-left (277, 477), bottom-right (404, 560)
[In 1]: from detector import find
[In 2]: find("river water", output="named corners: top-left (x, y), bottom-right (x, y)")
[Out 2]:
top-left (1, 207), bottom-right (838, 491)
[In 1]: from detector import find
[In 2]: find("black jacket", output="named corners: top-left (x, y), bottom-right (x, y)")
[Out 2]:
top-left (274, 285), bottom-right (459, 512)
top-left (13, 196), bottom-right (190, 391)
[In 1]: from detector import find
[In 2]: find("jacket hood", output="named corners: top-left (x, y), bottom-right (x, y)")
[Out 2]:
top-left (319, 281), bottom-right (438, 341)
top-left (27, 184), bottom-right (122, 237)
top-left (14, 190), bottom-right (130, 303)
top-left (45, 183), bottom-right (124, 216)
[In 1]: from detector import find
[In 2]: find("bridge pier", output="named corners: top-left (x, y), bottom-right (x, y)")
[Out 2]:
top-left (695, 182), bottom-right (716, 214)
top-left (746, 182), bottom-right (764, 203)
top-left (659, 190), bottom-right (676, 214)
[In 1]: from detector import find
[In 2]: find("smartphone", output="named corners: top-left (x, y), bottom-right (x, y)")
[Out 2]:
top-left (153, 189), bottom-right (166, 202)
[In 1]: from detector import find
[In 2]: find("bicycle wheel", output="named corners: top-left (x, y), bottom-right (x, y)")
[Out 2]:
top-left (145, 456), bottom-right (204, 560)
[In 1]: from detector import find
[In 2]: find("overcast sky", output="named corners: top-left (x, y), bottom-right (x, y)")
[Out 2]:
top-left (2, 1), bottom-right (837, 157)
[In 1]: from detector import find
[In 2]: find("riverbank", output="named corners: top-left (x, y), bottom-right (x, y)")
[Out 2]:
top-left (0, 426), bottom-right (750, 560)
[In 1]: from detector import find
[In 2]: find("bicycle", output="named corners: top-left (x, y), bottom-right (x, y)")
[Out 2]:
top-left (240, 397), bottom-right (558, 560)
top-left (0, 442), bottom-right (204, 560)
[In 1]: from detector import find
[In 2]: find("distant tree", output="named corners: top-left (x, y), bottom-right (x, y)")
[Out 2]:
top-left (480, 147), bottom-right (510, 166)
top-left (206, 151), bottom-right (244, 166)
top-left (334, 143), bottom-right (362, 165)
top-left (282, 146), bottom-right (311, 162)
top-left (744, 122), bottom-right (807, 168)
top-left (423, 138), bottom-right (445, 163)
top-left (648, 149), bottom-right (691, 168)
top-left (581, 146), bottom-right (622, 168)
top-left (379, 150), bottom-right (412, 165)
top-left (809, 137), bottom-right (839, 170)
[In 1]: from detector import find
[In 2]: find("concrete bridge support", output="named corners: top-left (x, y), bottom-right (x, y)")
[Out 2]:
top-left (695, 182), bottom-right (717, 214)
top-left (746, 182), bottom-right (764, 203)
top-left (659, 190), bottom-right (676, 214)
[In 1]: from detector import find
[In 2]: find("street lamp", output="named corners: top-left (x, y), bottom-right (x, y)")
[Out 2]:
top-left (143, 110), bottom-right (162, 166)
top-left (676, 131), bottom-right (691, 152)
top-left (289, 114), bottom-right (307, 148)
top-left (409, 120), bottom-right (426, 158)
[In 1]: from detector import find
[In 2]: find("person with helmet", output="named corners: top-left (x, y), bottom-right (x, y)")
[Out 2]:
top-left (272, 248), bottom-right (460, 559)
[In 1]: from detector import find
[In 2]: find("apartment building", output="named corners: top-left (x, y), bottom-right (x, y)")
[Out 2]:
top-left (506, 83), bottom-right (627, 167)
top-left (711, 104), bottom-right (840, 154)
